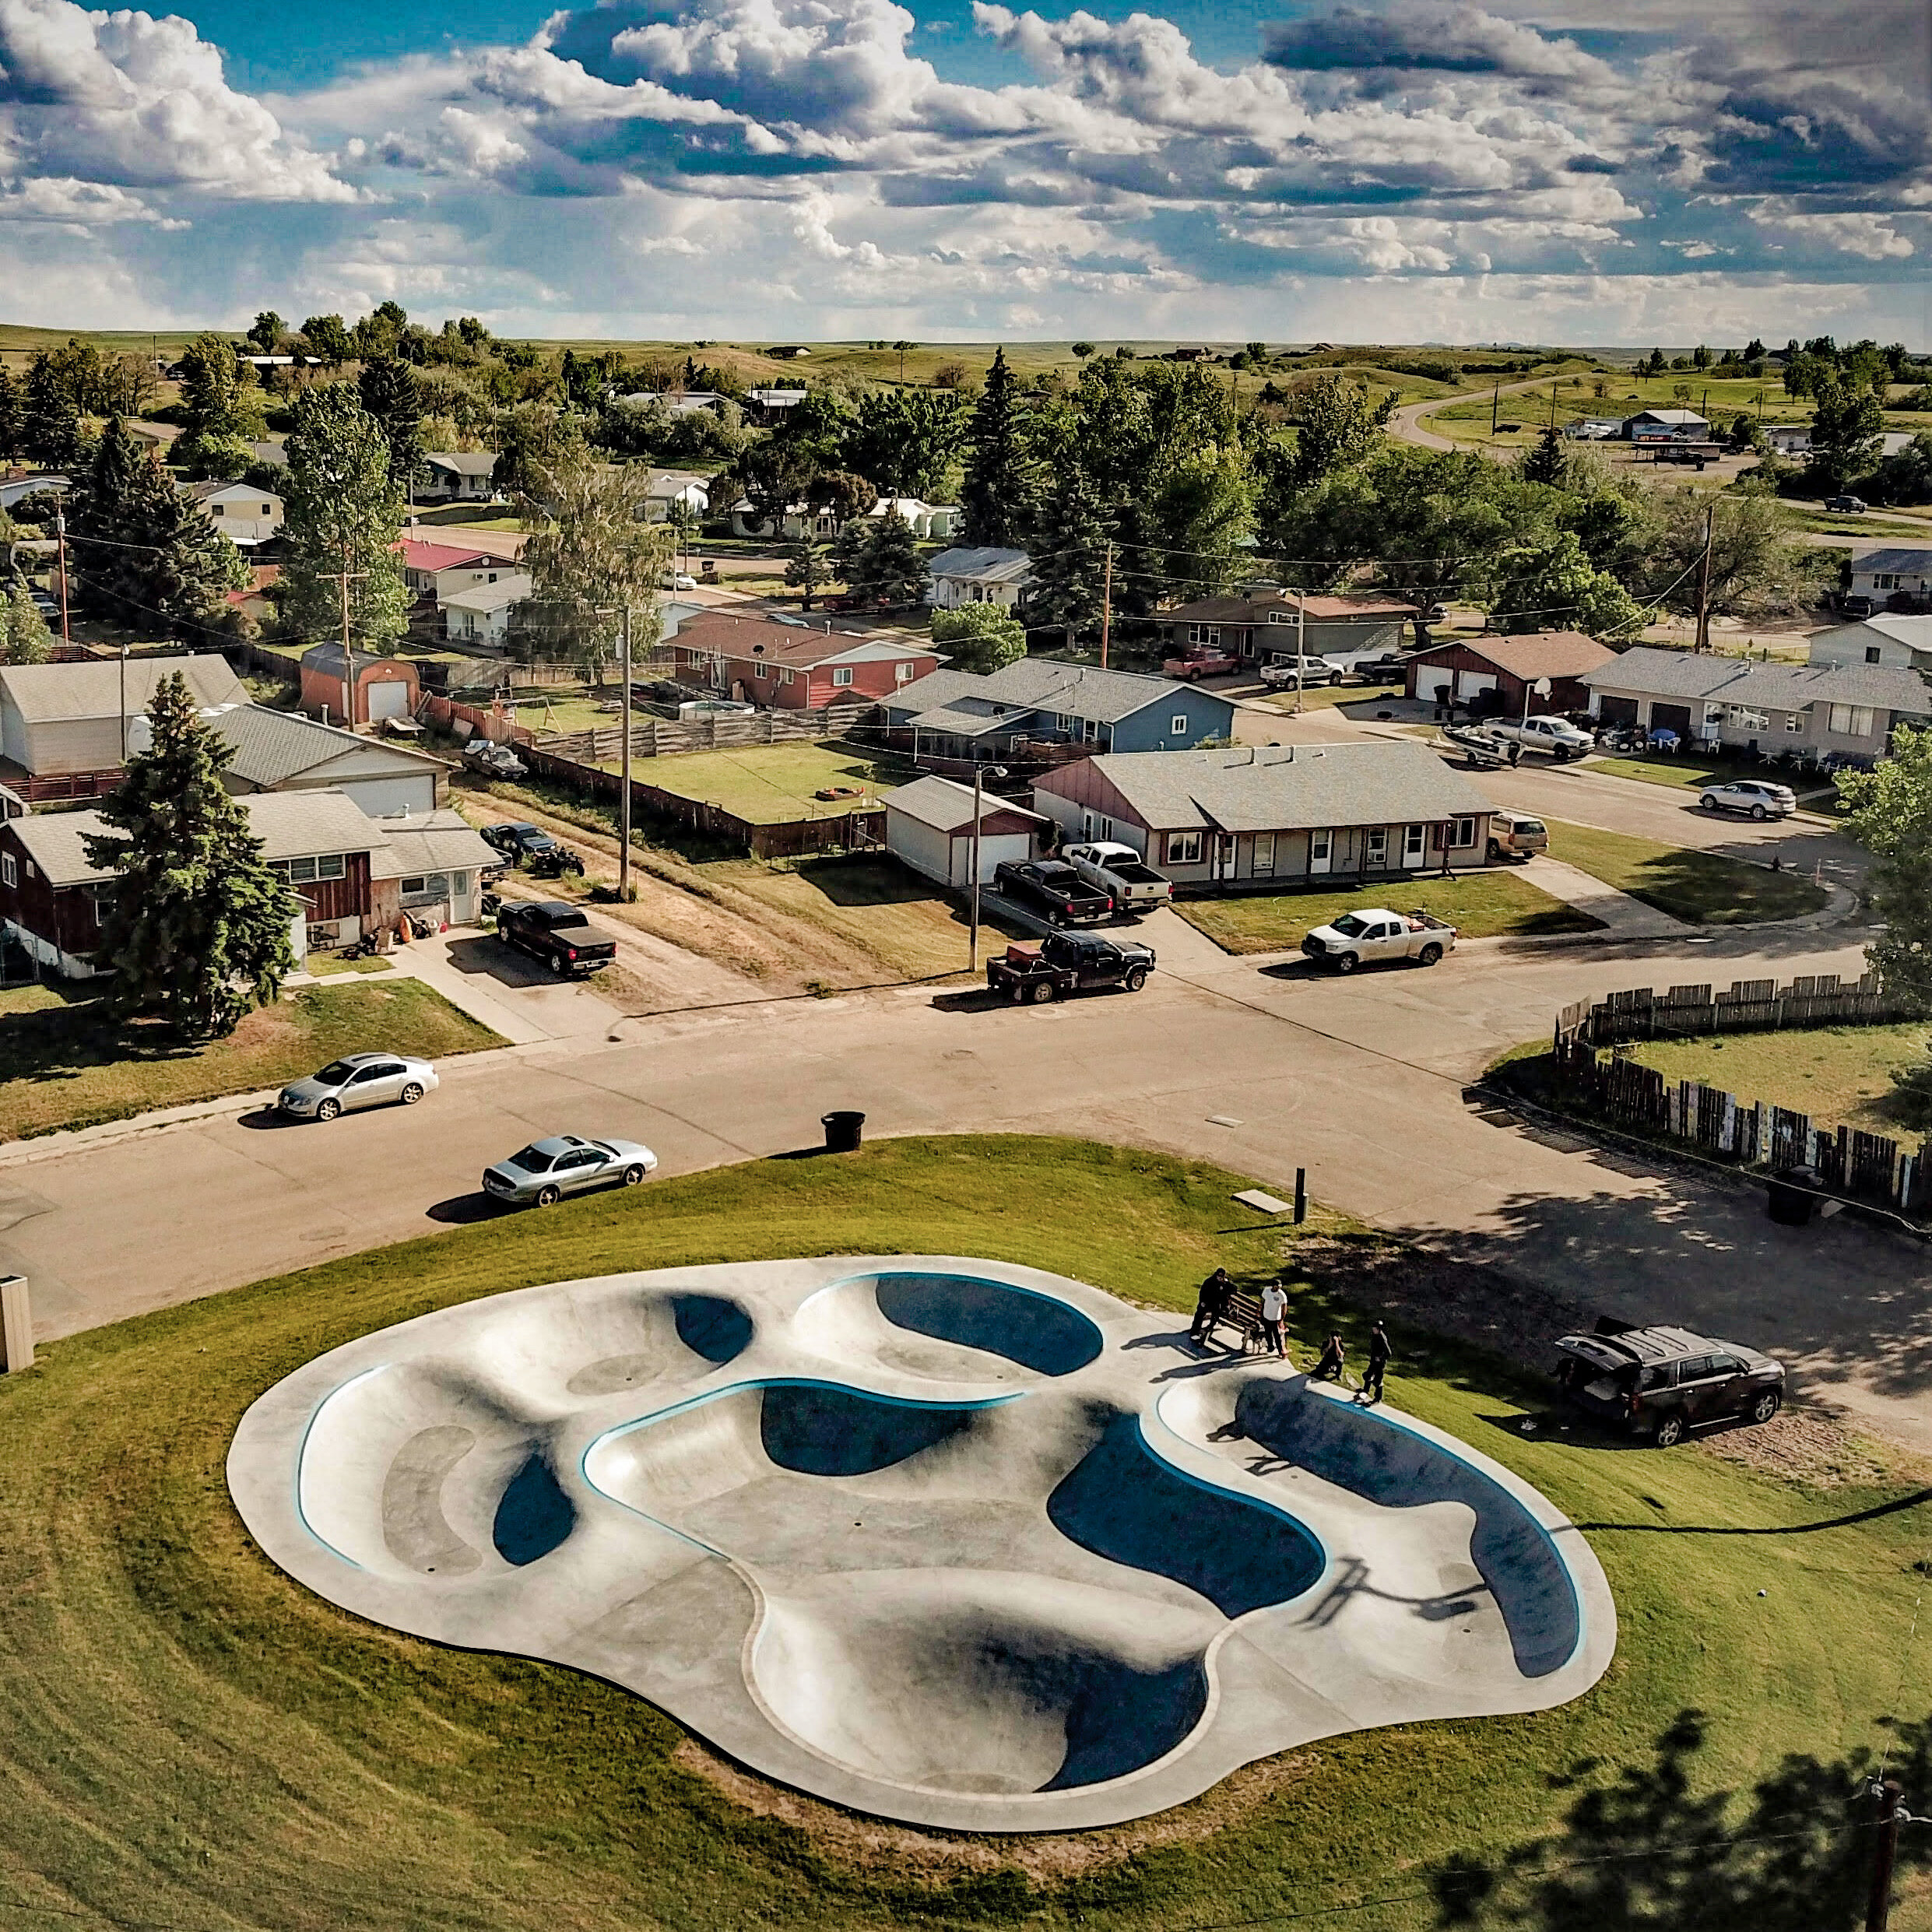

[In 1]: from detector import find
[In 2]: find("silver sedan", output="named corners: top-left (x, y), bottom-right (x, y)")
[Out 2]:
top-left (481, 1133), bottom-right (660, 1207)
top-left (278, 1052), bottom-right (438, 1121)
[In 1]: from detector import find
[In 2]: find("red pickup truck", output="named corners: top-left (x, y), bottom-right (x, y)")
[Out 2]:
top-left (1162, 650), bottom-right (1240, 682)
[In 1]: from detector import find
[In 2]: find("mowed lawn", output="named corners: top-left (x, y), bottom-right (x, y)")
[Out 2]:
top-left (629, 741), bottom-right (919, 821)
top-left (1546, 819), bottom-right (1829, 925)
top-left (1624, 1022), bottom-right (1932, 1137)
top-left (1586, 751), bottom-right (1833, 802)
top-left (5, 1136), bottom-right (1932, 1930)
top-left (0, 979), bottom-right (503, 1141)
top-left (1176, 871), bottom-right (1603, 954)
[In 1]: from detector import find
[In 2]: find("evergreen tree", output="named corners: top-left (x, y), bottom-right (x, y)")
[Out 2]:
top-left (357, 355), bottom-right (426, 497)
top-left (23, 351), bottom-right (87, 468)
top-left (282, 384), bottom-right (410, 653)
top-left (1520, 425), bottom-right (1566, 487)
top-left (845, 508), bottom-right (928, 606)
top-left (128, 459), bottom-right (249, 635)
top-left (175, 332), bottom-right (262, 479)
top-left (0, 581), bottom-right (54, 664)
top-left (961, 346), bottom-right (1028, 547)
top-left (83, 674), bottom-right (297, 1039)
top-left (1026, 464), bottom-right (1110, 645)
top-left (69, 416), bottom-right (146, 615)
top-left (0, 367), bottom-right (21, 463)
top-left (785, 539), bottom-right (831, 612)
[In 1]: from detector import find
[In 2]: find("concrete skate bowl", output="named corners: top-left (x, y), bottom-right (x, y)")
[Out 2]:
top-left (230, 1256), bottom-right (1617, 1833)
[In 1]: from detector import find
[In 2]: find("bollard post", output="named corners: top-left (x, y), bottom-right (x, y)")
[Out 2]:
top-left (1293, 1169), bottom-right (1307, 1224)
top-left (0, 1274), bottom-right (30, 1373)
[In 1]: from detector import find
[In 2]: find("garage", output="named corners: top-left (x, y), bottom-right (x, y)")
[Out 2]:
top-left (1650, 702), bottom-right (1694, 739)
top-left (1414, 667), bottom-right (1452, 702)
top-left (1596, 694), bottom-right (1639, 726)
top-left (1455, 670), bottom-right (1497, 701)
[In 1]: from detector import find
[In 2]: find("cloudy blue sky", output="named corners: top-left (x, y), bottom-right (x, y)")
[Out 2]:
top-left (0, 0), bottom-right (1926, 343)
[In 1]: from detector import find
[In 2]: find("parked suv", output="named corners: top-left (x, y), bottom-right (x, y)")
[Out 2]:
top-left (1553, 1323), bottom-right (1785, 1446)
top-left (1699, 778), bottom-right (1797, 820)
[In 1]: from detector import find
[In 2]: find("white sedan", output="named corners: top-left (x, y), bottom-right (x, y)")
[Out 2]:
top-left (1698, 778), bottom-right (1797, 820)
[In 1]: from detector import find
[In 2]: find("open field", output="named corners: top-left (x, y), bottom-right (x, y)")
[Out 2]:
top-left (626, 740), bottom-right (919, 821)
top-left (5, 1134), bottom-right (1932, 1930)
top-left (1173, 873), bottom-right (1604, 953)
top-left (0, 979), bottom-right (501, 1141)
top-left (1545, 819), bottom-right (1830, 925)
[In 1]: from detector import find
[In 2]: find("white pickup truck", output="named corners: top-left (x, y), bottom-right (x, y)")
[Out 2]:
top-left (1482, 714), bottom-right (1594, 761)
top-left (1060, 841), bottom-right (1174, 908)
top-left (1300, 908), bottom-right (1458, 973)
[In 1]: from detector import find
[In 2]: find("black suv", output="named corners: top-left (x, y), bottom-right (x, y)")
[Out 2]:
top-left (1554, 1323), bottom-right (1785, 1447)
top-left (480, 822), bottom-right (558, 862)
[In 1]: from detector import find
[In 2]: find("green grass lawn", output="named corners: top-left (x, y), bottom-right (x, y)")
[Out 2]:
top-left (0, 978), bottom-right (501, 1140)
top-left (1546, 819), bottom-right (1829, 925)
top-left (1175, 873), bottom-right (1604, 953)
top-left (1586, 752), bottom-right (1835, 803)
top-left (632, 740), bottom-right (919, 821)
top-left (6, 1134), bottom-right (1932, 1930)
top-left (1620, 1022), bottom-right (1932, 1138)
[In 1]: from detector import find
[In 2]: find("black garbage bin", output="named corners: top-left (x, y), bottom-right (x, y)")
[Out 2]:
top-left (1766, 1165), bottom-right (1821, 1226)
top-left (821, 1110), bottom-right (866, 1154)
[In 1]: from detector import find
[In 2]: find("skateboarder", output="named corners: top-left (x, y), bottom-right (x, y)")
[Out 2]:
top-left (1364, 1322), bottom-right (1391, 1402)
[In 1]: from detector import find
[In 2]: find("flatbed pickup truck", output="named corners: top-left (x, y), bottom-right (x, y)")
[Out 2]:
top-left (1061, 841), bottom-right (1173, 908)
top-left (1300, 908), bottom-right (1457, 974)
top-left (992, 859), bottom-right (1114, 926)
top-left (1162, 650), bottom-right (1240, 682)
top-left (496, 900), bottom-right (617, 976)
top-left (987, 932), bottom-right (1155, 1003)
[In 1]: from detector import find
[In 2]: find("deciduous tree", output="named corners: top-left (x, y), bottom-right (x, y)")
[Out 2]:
top-left (931, 602), bottom-right (1025, 673)
top-left (1484, 530), bottom-right (1642, 638)
top-left (0, 581), bottom-right (53, 663)
top-left (1806, 376), bottom-right (1885, 490)
top-left (1840, 726), bottom-right (1932, 1011)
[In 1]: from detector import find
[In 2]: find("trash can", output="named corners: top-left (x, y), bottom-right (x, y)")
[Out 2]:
top-left (821, 1110), bottom-right (866, 1154)
top-left (1766, 1165), bottom-right (1820, 1226)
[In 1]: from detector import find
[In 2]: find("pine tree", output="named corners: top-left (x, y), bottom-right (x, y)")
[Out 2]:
top-left (1026, 463), bottom-right (1110, 645)
top-left (960, 347), bottom-right (1028, 547)
top-left (846, 508), bottom-right (928, 606)
top-left (69, 416), bottom-right (145, 615)
top-left (23, 351), bottom-right (86, 468)
top-left (83, 674), bottom-right (297, 1039)
top-left (357, 355), bottom-right (426, 498)
top-left (0, 367), bottom-right (22, 463)
top-left (282, 384), bottom-right (410, 652)
top-left (785, 539), bottom-right (831, 611)
top-left (1520, 426), bottom-right (1565, 487)
top-left (0, 581), bottom-right (54, 664)
top-left (174, 332), bottom-right (262, 479)
top-left (134, 463), bottom-right (249, 635)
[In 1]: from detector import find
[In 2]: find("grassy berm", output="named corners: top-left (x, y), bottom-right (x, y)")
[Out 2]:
top-left (3, 1136), bottom-right (1932, 1930)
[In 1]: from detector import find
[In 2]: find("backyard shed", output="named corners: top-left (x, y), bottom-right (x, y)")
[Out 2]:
top-left (881, 776), bottom-right (1044, 887)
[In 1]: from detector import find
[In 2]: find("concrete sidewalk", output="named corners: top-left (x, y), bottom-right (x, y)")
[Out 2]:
top-left (1518, 855), bottom-right (1693, 940)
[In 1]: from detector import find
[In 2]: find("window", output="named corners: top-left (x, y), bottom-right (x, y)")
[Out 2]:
top-left (1867, 647), bottom-right (1883, 665)
top-left (895, 662), bottom-right (915, 681)
top-left (1450, 816), bottom-right (1477, 847)
top-left (1252, 831), bottom-right (1276, 875)
top-left (1309, 828), bottom-right (1331, 864)
top-left (782, 668), bottom-right (795, 685)
top-left (1186, 624), bottom-right (1219, 647)
top-left (1828, 704), bottom-right (1875, 737)
top-left (209, 502), bottom-right (223, 515)
top-left (262, 504), bottom-right (272, 516)
top-left (0, 853), bottom-right (12, 889)
top-left (1783, 711), bottom-right (1804, 732)
top-left (832, 667), bottom-right (855, 686)
top-left (753, 659), bottom-right (769, 678)
top-left (1727, 706), bottom-right (1770, 731)
top-left (1170, 715), bottom-right (1187, 735)
top-left (1365, 827), bottom-right (1389, 866)
top-left (1874, 574), bottom-right (1902, 591)
top-left (272, 855), bottom-right (347, 885)
top-left (1166, 831), bottom-right (1203, 866)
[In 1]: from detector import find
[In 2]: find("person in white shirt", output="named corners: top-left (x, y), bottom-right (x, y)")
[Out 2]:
top-left (1258, 1280), bottom-right (1289, 1361)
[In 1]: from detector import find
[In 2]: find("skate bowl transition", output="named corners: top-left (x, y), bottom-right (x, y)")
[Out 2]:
top-left (229, 1258), bottom-right (1616, 1832)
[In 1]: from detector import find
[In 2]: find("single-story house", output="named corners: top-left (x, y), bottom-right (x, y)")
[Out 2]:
top-left (767, 346), bottom-right (811, 360)
top-left (887, 659), bottom-right (1238, 763)
top-left (1847, 548), bottom-right (1932, 611)
top-left (441, 574), bottom-right (533, 648)
top-left (1031, 741), bottom-right (1495, 890)
top-left (125, 420), bottom-right (183, 455)
top-left (0, 654), bottom-right (246, 796)
top-left (297, 645), bottom-right (424, 731)
top-left (615, 390), bottom-right (723, 416)
top-left (1565, 418), bottom-right (1623, 440)
top-left (862, 497), bottom-right (960, 542)
top-left (744, 387), bottom-right (809, 425)
top-left (669, 612), bottom-right (940, 710)
top-left (1155, 588), bottom-right (1413, 666)
top-left (1581, 648), bottom-right (1931, 764)
top-left (1763, 424), bottom-right (1812, 457)
top-left (1624, 409), bottom-right (1709, 441)
top-left (727, 498), bottom-right (844, 541)
top-left (880, 775), bottom-right (1045, 887)
top-left (395, 539), bottom-right (515, 602)
top-left (211, 701), bottom-right (444, 816)
top-left (1807, 616), bottom-right (1932, 674)
top-left (642, 470), bottom-right (710, 522)
top-left (419, 451), bottom-right (500, 503)
top-left (927, 547), bottom-right (1034, 612)
top-left (0, 787), bottom-right (395, 976)
top-left (1405, 631), bottom-right (1615, 714)
top-left (370, 808), bottom-right (500, 932)
top-left (184, 480), bottom-right (283, 550)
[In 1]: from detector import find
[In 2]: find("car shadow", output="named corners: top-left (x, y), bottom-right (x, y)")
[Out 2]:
top-left (426, 1193), bottom-right (518, 1224)
top-left (236, 1107), bottom-right (299, 1131)
top-left (444, 936), bottom-right (553, 987)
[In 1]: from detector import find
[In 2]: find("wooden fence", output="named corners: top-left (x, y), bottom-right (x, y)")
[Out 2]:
top-left (529, 701), bottom-right (868, 764)
top-left (1555, 974), bottom-right (1915, 1049)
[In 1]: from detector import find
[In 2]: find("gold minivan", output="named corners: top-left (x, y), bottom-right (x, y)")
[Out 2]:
top-left (1488, 807), bottom-right (1548, 862)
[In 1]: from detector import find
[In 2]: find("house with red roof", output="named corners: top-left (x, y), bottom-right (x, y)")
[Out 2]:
top-left (669, 612), bottom-right (940, 711)
top-left (393, 538), bottom-right (520, 605)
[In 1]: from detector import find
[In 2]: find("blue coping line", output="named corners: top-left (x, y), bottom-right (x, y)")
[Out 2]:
top-left (293, 1364), bottom-right (392, 1570)
top-left (798, 1268), bottom-right (1107, 1354)
top-left (578, 1377), bottom-right (1031, 1558)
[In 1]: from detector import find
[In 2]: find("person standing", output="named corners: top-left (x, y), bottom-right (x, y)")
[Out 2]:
top-left (1259, 1280), bottom-right (1289, 1361)
top-left (1365, 1321), bottom-right (1391, 1402)
top-left (1191, 1268), bottom-right (1231, 1345)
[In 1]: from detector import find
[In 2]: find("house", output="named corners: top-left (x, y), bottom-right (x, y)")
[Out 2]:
top-left (1581, 648), bottom-right (1932, 765)
top-left (727, 497), bottom-right (843, 541)
top-left (297, 646), bottom-right (424, 731)
top-left (369, 808), bottom-right (500, 933)
top-left (225, 562), bottom-right (281, 627)
top-left (1404, 631), bottom-right (1616, 714)
top-left (184, 480), bottom-right (283, 550)
top-left (1155, 588), bottom-right (1413, 666)
top-left (441, 575), bottom-right (532, 648)
top-left (0, 654), bottom-right (246, 797)
top-left (861, 497), bottom-right (960, 542)
top-left (1623, 409), bottom-right (1709, 441)
top-left (642, 470), bottom-right (710, 522)
top-left (880, 775), bottom-right (1045, 887)
top-left (1807, 615), bottom-right (1932, 674)
top-left (767, 346), bottom-right (811, 360)
top-left (668, 612), bottom-right (940, 710)
top-left (927, 547), bottom-right (1034, 611)
top-left (393, 539), bottom-right (518, 603)
top-left (209, 702), bottom-right (444, 816)
top-left (1846, 548), bottom-right (1932, 612)
top-left (0, 787), bottom-right (395, 976)
top-left (887, 659), bottom-right (1238, 764)
top-left (419, 452), bottom-right (500, 503)
top-left (1764, 424), bottom-right (1812, 457)
top-left (125, 420), bottom-right (182, 455)
top-left (1031, 741), bottom-right (1495, 889)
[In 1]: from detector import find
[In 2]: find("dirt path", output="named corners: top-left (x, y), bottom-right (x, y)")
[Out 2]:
top-left (1387, 376), bottom-right (1558, 458)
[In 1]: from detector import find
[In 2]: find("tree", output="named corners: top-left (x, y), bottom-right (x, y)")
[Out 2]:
top-left (1806, 376), bottom-right (1885, 490)
top-left (1484, 530), bottom-right (1643, 638)
top-left (0, 366), bottom-right (20, 462)
top-left (931, 602), bottom-right (1024, 674)
top-left (1284, 374), bottom-right (1389, 491)
top-left (806, 469), bottom-right (877, 525)
top-left (125, 459), bottom-right (250, 635)
top-left (843, 388), bottom-right (968, 497)
top-left (300, 314), bottom-right (351, 369)
top-left (841, 508), bottom-right (928, 607)
top-left (357, 356), bottom-right (426, 498)
top-left (1630, 491), bottom-right (1804, 623)
top-left (1840, 726), bottom-right (1932, 1011)
top-left (281, 384), bottom-right (410, 652)
top-left (1743, 338), bottom-right (1765, 363)
top-left (1070, 342), bottom-right (1095, 360)
top-left (1519, 426), bottom-right (1566, 487)
top-left (490, 402), bottom-right (575, 497)
top-left (248, 311), bottom-right (286, 354)
top-left (22, 351), bottom-right (88, 468)
top-left (0, 581), bottom-right (54, 663)
top-left (82, 674), bottom-right (298, 1039)
top-left (1027, 464), bottom-right (1110, 643)
top-left (175, 332), bottom-right (263, 479)
top-left (518, 444), bottom-right (668, 684)
top-left (785, 539), bottom-right (831, 611)
top-left (961, 346), bottom-right (1030, 548)
top-left (1864, 432), bottom-right (1932, 509)
top-left (732, 438), bottom-right (816, 536)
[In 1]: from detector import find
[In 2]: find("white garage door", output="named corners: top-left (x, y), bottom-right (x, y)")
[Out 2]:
top-left (342, 775), bottom-right (438, 817)
top-left (1456, 670), bottom-right (1497, 701)
top-left (1414, 668), bottom-right (1452, 702)
top-left (366, 680), bottom-right (410, 721)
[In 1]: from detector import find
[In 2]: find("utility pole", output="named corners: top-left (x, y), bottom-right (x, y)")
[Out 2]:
top-left (1694, 504), bottom-right (1716, 652)
top-left (1099, 542), bottom-right (1113, 669)
top-left (1491, 383), bottom-right (1500, 436)
top-left (969, 758), bottom-right (984, 974)
top-left (1293, 591), bottom-right (1306, 716)
top-left (54, 504), bottom-right (69, 646)
top-left (1867, 1779), bottom-right (1904, 1932)
top-left (619, 604), bottom-right (633, 901)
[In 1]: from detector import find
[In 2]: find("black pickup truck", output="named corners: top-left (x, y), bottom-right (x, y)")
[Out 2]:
top-left (992, 859), bottom-right (1113, 926)
top-left (496, 901), bottom-right (616, 976)
top-left (987, 932), bottom-right (1155, 1003)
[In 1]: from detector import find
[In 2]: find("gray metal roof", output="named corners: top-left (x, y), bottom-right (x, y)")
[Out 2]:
top-left (1584, 646), bottom-right (1930, 714)
top-left (880, 775), bottom-right (1045, 833)
top-left (1058, 740), bottom-right (1491, 834)
top-left (0, 655), bottom-right (244, 725)
top-left (207, 704), bottom-right (441, 788)
top-left (1851, 548), bottom-right (1932, 574)
top-left (928, 547), bottom-right (1033, 585)
top-left (1863, 616), bottom-right (1932, 648)
top-left (905, 657), bottom-right (1224, 730)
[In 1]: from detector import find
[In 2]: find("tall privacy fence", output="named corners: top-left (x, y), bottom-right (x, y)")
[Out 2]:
top-left (1550, 975), bottom-right (1932, 1218)
top-left (529, 701), bottom-right (868, 764)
